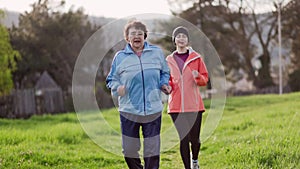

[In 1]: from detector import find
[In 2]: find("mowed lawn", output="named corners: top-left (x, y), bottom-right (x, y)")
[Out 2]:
top-left (0, 92), bottom-right (299, 168)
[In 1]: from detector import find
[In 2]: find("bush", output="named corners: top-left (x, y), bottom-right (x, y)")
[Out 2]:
top-left (288, 69), bottom-right (300, 91)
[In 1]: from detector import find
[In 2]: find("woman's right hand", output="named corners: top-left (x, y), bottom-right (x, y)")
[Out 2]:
top-left (192, 70), bottom-right (199, 78)
top-left (117, 85), bottom-right (126, 96)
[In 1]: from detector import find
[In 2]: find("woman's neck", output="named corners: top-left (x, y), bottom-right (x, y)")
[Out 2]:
top-left (176, 47), bottom-right (188, 54)
top-left (132, 46), bottom-right (144, 53)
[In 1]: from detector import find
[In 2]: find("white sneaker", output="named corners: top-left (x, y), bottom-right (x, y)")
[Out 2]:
top-left (192, 160), bottom-right (199, 169)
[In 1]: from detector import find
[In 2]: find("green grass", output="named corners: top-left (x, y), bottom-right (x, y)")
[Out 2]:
top-left (0, 93), bottom-right (299, 168)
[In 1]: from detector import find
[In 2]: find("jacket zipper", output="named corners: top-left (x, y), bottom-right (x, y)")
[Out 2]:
top-left (180, 74), bottom-right (184, 112)
top-left (172, 55), bottom-right (201, 112)
top-left (170, 59), bottom-right (185, 112)
top-left (183, 56), bottom-right (201, 111)
top-left (138, 56), bottom-right (146, 115)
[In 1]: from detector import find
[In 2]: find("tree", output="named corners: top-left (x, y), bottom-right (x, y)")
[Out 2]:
top-left (9, 0), bottom-right (98, 89)
top-left (166, 0), bottom-right (244, 82)
top-left (245, 0), bottom-right (278, 88)
top-left (167, 0), bottom-right (286, 89)
top-left (0, 10), bottom-right (20, 96)
top-left (283, 0), bottom-right (300, 70)
top-left (283, 0), bottom-right (300, 91)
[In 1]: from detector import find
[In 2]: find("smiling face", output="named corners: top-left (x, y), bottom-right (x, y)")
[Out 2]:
top-left (175, 33), bottom-right (188, 48)
top-left (127, 27), bottom-right (145, 52)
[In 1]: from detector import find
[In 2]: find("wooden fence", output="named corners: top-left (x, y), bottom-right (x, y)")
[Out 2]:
top-left (14, 89), bottom-right (36, 118)
top-left (0, 86), bottom-right (114, 119)
top-left (0, 88), bottom-right (65, 118)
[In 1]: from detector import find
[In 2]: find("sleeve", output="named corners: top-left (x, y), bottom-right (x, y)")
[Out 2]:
top-left (194, 57), bottom-right (209, 86)
top-left (105, 55), bottom-right (122, 97)
top-left (159, 50), bottom-right (170, 88)
top-left (169, 75), bottom-right (175, 90)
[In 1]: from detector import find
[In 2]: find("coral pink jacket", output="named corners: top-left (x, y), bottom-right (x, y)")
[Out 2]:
top-left (166, 48), bottom-right (209, 113)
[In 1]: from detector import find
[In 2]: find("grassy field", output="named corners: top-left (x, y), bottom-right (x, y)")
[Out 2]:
top-left (0, 92), bottom-right (299, 168)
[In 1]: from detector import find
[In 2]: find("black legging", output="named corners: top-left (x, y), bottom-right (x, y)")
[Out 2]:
top-left (170, 112), bottom-right (203, 169)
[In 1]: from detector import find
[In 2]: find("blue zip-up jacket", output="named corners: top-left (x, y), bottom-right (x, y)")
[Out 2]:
top-left (106, 42), bottom-right (170, 116)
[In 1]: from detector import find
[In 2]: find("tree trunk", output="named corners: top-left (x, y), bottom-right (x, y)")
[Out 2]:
top-left (254, 53), bottom-right (274, 88)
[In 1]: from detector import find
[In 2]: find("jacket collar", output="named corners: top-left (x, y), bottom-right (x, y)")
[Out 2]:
top-left (171, 47), bottom-right (199, 60)
top-left (124, 41), bottom-right (150, 54)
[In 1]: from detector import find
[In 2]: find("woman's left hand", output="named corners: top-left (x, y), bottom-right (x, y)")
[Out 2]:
top-left (161, 85), bottom-right (172, 95)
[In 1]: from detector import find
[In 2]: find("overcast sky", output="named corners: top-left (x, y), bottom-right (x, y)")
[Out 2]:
top-left (0, 0), bottom-right (172, 18)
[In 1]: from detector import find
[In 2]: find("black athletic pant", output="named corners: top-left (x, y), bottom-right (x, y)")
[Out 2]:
top-left (170, 112), bottom-right (203, 169)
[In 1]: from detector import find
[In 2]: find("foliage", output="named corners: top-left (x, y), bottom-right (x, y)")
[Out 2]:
top-left (0, 10), bottom-right (21, 96)
top-left (9, 0), bottom-right (98, 89)
top-left (0, 93), bottom-right (299, 168)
